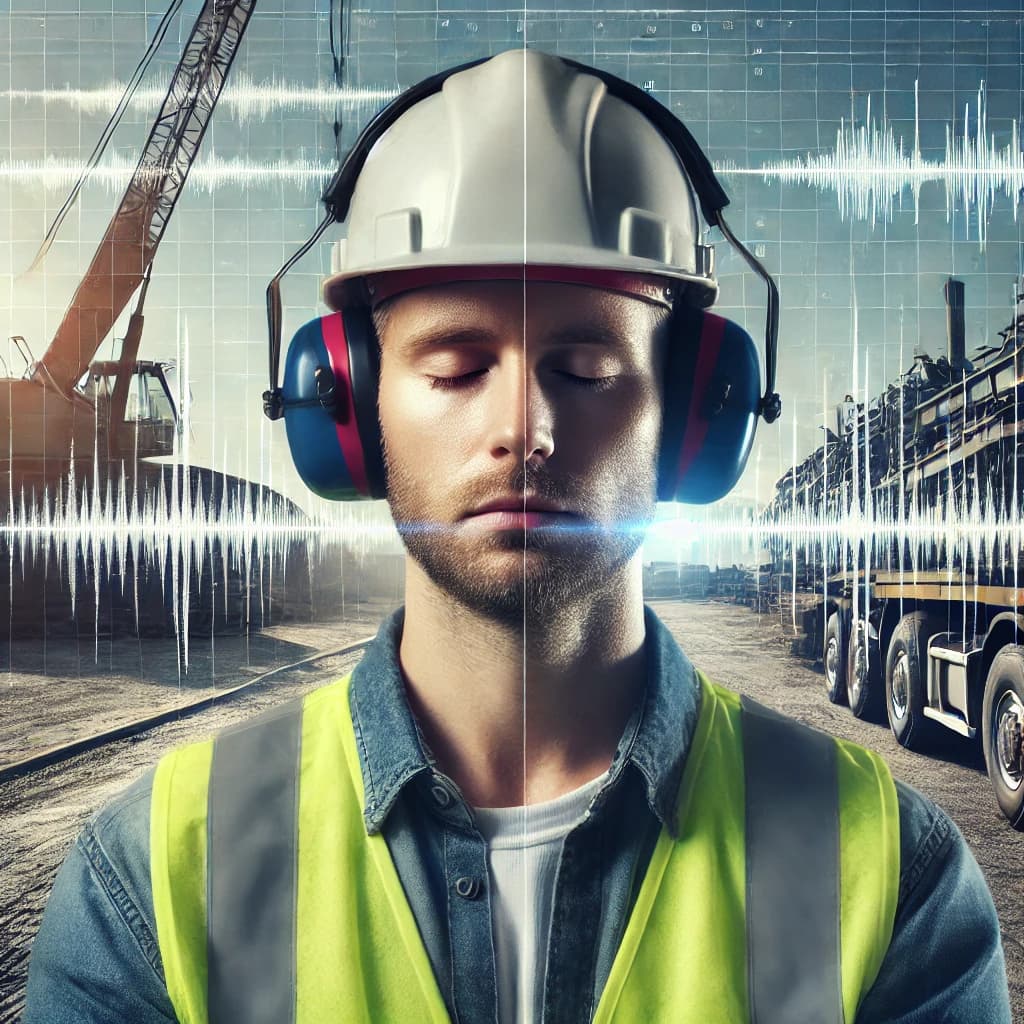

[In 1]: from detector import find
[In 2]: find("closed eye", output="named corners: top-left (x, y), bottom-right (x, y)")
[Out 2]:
top-left (426, 370), bottom-right (488, 390)
top-left (427, 370), bottom-right (618, 392)
top-left (557, 372), bottom-right (618, 392)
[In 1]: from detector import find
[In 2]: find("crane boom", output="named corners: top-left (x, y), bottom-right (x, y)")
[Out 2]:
top-left (34, 0), bottom-right (257, 395)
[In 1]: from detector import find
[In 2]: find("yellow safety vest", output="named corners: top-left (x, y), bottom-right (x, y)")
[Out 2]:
top-left (151, 671), bottom-right (899, 1024)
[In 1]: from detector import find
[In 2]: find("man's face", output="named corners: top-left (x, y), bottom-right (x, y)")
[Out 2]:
top-left (377, 279), bottom-right (668, 626)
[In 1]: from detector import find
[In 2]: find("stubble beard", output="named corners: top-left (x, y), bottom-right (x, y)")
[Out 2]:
top-left (383, 448), bottom-right (657, 629)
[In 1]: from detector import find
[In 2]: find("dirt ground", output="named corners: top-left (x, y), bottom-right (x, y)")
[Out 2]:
top-left (0, 598), bottom-right (395, 771)
top-left (1, 597), bottom-right (1021, 1021)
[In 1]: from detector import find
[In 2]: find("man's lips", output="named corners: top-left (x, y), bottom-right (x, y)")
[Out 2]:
top-left (466, 494), bottom-right (575, 517)
top-left (463, 495), bottom-right (580, 529)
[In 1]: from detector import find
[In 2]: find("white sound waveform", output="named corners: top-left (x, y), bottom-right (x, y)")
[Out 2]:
top-left (736, 80), bottom-right (1024, 247)
top-left (5, 78), bottom-right (1020, 235)
top-left (0, 154), bottom-right (334, 192)
top-left (4, 455), bottom-right (1019, 663)
top-left (1, 466), bottom-right (400, 667)
top-left (755, 495), bottom-right (1024, 577)
top-left (0, 76), bottom-right (399, 121)
top-left (647, 492), bottom-right (1024, 582)
top-left (755, 498), bottom-right (1024, 651)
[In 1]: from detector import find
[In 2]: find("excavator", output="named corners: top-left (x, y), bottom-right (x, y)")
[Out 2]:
top-left (0, 0), bottom-right (316, 637)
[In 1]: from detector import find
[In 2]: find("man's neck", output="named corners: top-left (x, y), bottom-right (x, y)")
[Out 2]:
top-left (397, 558), bottom-right (648, 808)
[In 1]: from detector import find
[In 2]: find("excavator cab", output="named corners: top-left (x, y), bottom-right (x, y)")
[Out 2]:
top-left (82, 359), bottom-right (180, 459)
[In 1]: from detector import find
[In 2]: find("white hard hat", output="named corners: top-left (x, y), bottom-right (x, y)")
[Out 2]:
top-left (322, 48), bottom-right (717, 310)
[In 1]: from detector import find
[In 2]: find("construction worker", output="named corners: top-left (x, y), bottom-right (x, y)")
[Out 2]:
top-left (26, 49), bottom-right (1009, 1023)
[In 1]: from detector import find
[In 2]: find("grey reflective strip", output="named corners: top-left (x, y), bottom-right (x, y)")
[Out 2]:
top-left (207, 700), bottom-right (303, 1024)
top-left (741, 696), bottom-right (843, 1024)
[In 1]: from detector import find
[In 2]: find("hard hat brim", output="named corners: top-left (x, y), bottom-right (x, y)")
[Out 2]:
top-left (323, 254), bottom-right (718, 311)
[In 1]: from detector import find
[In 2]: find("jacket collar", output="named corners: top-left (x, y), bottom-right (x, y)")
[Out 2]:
top-left (348, 604), bottom-right (702, 837)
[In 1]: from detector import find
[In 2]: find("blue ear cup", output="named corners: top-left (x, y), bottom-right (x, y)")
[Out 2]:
top-left (657, 305), bottom-right (761, 504)
top-left (281, 309), bottom-right (386, 500)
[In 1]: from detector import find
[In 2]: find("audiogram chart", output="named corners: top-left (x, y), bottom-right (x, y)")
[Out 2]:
top-left (5, 72), bottom-right (1020, 257)
top-left (748, 82), bottom-right (1024, 247)
top-left (0, 2), bottom-right (1021, 655)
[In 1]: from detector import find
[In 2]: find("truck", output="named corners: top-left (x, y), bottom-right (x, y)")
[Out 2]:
top-left (766, 277), bottom-right (1024, 829)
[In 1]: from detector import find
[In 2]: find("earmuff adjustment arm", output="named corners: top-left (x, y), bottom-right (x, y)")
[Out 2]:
top-left (263, 388), bottom-right (284, 421)
top-left (714, 211), bottom-right (782, 425)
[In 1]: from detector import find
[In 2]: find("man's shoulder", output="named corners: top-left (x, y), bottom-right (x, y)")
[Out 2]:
top-left (84, 766), bottom-right (157, 902)
top-left (213, 675), bottom-right (353, 741)
top-left (150, 671), bottom-right (352, 770)
top-left (44, 766), bottom-right (164, 987)
top-left (302, 673), bottom-right (354, 714)
top-left (83, 680), bottom-right (344, 865)
top-left (89, 765), bottom-right (154, 848)
top-left (25, 766), bottom-right (178, 1022)
top-left (702, 681), bottom-right (884, 772)
top-left (72, 681), bottom-right (346, 879)
top-left (861, 778), bottom-right (1010, 1020)
top-left (890, 777), bottom-right (959, 904)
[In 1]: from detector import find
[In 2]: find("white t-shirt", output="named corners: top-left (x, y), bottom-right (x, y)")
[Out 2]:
top-left (474, 772), bottom-right (609, 1024)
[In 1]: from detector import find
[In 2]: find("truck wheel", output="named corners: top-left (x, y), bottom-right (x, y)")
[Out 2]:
top-left (824, 612), bottom-right (847, 705)
top-left (885, 612), bottom-right (939, 750)
top-left (981, 647), bottom-right (1024, 830)
top-left (848, 619), bottom-right (883, 721)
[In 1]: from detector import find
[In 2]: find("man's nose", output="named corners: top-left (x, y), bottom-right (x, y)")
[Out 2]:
top-left (486, 362), bottom-right (555, 467)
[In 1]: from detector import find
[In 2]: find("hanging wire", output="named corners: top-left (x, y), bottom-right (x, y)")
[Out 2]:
top-left (24, 0), bottom-right (184, 274)
top-left (329, 0), bottom-right (350, 164)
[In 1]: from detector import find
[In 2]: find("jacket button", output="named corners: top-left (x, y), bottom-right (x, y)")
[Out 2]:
top-left (454, 876), bottom-right (482, 900)
top-left (430, 783), bottom-right (453, 808)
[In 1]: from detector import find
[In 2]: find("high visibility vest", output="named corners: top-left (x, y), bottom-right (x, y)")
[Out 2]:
top-left (151, 671), bottom-right (899, 1024)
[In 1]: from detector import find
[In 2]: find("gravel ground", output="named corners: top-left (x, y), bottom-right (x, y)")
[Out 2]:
top-left (1, 597), bottom-right (1021, 1021)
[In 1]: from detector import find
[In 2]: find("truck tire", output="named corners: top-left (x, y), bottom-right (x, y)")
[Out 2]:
top-left (824, 612), bottom-right (847, 705)
top-left (981, 646), bottom-right (1024, 830)
top-left (847, 619), bottom-right (883, 721)
top-left (885, 611), bottom-right (940, 750)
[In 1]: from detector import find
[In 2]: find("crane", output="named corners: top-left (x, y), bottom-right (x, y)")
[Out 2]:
top-left (1, 0), bottom-right (257, 495)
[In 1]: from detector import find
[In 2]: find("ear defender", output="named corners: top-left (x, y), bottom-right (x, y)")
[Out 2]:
top-left (281, 308), bottom-right (387, 500)
top-left (657, 305), bottom-right (761, 504)
top-left (282, 298), bottom-right (759, 506)
top-left (267, 55), bottom-right (780, 505)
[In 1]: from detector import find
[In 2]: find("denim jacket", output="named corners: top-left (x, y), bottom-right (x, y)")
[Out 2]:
top-left (25, 606), bottom-right (1011, 1023)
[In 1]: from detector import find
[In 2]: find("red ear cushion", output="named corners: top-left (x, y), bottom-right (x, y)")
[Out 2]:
top-left (674, 313), bottom-right (726, 481)
top-left (320, 312), bottom-right (370, 495)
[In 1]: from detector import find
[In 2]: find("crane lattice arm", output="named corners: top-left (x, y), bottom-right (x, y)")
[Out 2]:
top-left (35, 0), bottom-right (257, 395)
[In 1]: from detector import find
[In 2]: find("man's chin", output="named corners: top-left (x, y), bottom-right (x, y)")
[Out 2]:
top-left (432, 577), bottom-right (582, 628)
top-left (402, 534), bottom-right (642, 626)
